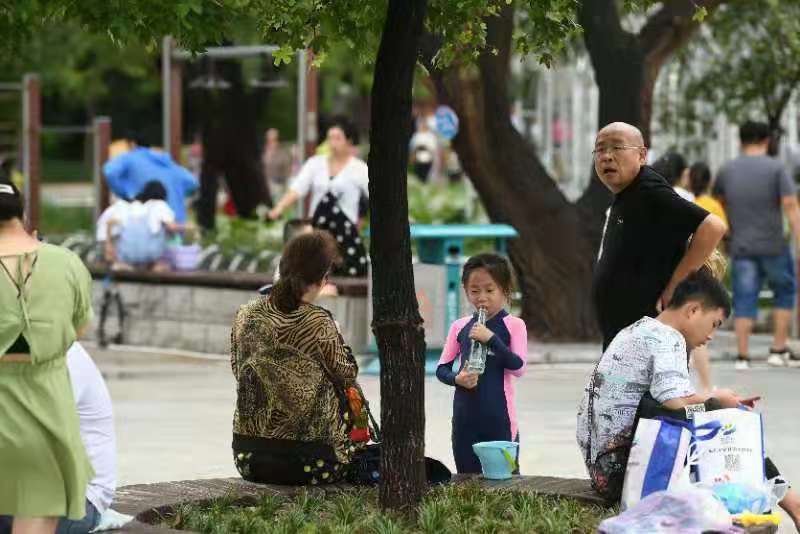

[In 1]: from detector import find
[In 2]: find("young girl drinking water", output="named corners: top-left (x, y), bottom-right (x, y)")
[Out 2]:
top-left (436, 253), bottom-right (528, 473)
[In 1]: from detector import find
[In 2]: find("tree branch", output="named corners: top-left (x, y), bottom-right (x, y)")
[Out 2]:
top-left (639, 0), bottom-right (726, 71)
top-left (578, 0), bottom-right (630, 60)
top-left (418, 30), bottom-right (442, 73)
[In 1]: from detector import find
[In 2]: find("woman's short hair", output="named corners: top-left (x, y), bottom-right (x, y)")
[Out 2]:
top-left (327, 116), bottom-right (359, 145)
top-left (0, 181), bottom-right (23, 222)
top-left (270, 230), bottom-right (341, 313)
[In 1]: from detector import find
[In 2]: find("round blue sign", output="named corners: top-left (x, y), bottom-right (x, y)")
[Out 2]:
top-left (434, 105), bottom-right (459, 141)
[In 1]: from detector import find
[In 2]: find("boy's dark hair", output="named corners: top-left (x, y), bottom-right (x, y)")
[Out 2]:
top-left (461, 253), bottom-right (514, 296)
top-left (271, 230), bottom-right (340, 313)
top-left (327, 116), bottom-right (359, 145)
top-left (135, 180), bottom-right (167, 202)
top-left (739, 121), bottom-right (770, 145)
top-left (668, 270), bottom-right (731, 318)
top-left (283, 218), bottom-right (313, 244)
top-left (651, 152), bottom-right (687, 187)
top-left (688, 162), bottom-right (712, 197)
top-left (0, 180), bottom-right (23, 222)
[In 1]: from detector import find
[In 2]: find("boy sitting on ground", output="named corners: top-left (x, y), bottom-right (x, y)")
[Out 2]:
top-left (576, 270), bottom-right (800, 527)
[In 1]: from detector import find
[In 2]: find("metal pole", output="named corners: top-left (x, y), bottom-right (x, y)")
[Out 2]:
top-left (169, 59), bottom-right (183, 162)
top-left (22, 73), bottom-right (41, 232)
top-left (296, 50), bottom-right (307, 217)
top-left (297, 50), bottom-right (307, 166)
top-left (172, 44), bottom-right (280, 60)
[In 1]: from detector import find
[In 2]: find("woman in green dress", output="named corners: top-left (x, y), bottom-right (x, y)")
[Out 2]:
top-left (0, 182), bottom-right (94, 533)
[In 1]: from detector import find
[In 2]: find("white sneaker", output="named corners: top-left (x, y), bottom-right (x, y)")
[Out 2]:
top-left (767, 354), bottom-right (787, 367)
top-left (769, 347), bottom-right (800, 368)
top-left (735, 358), bottom-right (750, 371)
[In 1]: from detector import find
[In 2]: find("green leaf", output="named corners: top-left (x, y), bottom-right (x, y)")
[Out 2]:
top-left (692, 6), bottom-right (709, 22)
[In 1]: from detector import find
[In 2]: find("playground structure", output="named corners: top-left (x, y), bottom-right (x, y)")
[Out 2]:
top-left (1, 73), bottom-right (112, 232)
top-left (160, 37), bottom-right (319, 164)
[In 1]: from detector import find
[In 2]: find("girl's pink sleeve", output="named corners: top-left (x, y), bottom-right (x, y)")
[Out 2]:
top-left (438, 318), bottom-right (469, 366)
top-left (505, 316), bottom-right (528, 377)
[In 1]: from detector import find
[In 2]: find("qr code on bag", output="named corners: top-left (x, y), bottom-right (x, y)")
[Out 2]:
top-left (725, 454), bottom-right (741, 472)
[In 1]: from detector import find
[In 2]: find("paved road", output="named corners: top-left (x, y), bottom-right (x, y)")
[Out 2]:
top-left (90, 344), bottom-right (799, 531)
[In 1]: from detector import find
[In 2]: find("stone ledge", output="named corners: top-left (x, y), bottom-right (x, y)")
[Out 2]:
top-left (89, 267), bottom-right (368, 297)
top-left (113, 475), bottom-right (602, 532)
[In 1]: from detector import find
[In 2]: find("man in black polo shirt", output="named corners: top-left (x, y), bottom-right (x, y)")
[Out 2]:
top-left (592, 122), bottom-right (727, 349)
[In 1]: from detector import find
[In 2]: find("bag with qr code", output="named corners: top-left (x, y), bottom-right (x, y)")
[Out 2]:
top-left (692, 409), bottom-right (766, 486)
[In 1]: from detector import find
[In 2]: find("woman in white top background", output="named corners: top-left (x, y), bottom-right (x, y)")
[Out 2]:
top-left (268, 118), bottom-right (369, 277)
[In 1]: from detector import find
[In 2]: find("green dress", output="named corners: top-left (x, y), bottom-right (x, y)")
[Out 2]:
top-left (0, 244), bottom-right (95, 519)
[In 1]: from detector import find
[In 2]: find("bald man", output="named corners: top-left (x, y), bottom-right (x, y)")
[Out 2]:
top-left (592, 122), bottom-right (727, 349)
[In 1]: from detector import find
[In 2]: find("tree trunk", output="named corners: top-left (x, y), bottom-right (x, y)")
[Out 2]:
top-left (430, 0), bottom-right (721, 340)
top-left (368, 0), bottom-right (428, 512)
top-left (432, 7), bottom-right (604, 340)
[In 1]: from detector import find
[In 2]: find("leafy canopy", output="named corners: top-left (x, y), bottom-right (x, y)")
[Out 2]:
top-left (2, 0), bottom-right (581, 67)
top-left (679, 0), bottom-right (800, 125)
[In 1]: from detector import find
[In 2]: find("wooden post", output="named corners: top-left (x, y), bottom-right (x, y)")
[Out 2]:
top-left (169, 59), bottom-right (183, 163)
top-left (162, 36), bottom-right (183, 162)
top-left (22, 73), bottom-right (41, 232)
top-left (93, 116), bottom-right (111, 223)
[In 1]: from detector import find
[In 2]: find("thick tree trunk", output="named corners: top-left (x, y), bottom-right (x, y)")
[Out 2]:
top-left (431, 1), bottom-right (721, 340)
top-left (189, 59), bottom-right (270, 230)
top-left (432, 7), bottom-right (603, 340)
top-left (368, 0), bottom-right (428, 512)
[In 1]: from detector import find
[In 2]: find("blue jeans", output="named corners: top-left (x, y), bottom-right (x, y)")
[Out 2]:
top-left (56, 500), bottom-right (101, 534)
top-left (1, 500), bottom-right (101, 534)
top-left (732, 248), bottom-right (797, 319)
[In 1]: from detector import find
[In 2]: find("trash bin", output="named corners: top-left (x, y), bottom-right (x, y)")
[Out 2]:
top-left (365, 224), bottom-right (518, 373)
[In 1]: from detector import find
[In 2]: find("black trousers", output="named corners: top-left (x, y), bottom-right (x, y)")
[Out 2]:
top-left (232, 434), bottom-right (348, 485)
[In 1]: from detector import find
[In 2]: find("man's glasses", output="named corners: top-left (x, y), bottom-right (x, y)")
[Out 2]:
top-left (592, 145), bottom-right (644, 159)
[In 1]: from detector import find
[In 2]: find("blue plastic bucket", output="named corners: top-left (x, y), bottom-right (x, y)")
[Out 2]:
top-left (472, 441), bottom-right (519, 480)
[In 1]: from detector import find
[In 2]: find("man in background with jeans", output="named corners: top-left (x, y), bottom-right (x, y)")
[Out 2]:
top-left (714, 120), bottom-right (800, 369)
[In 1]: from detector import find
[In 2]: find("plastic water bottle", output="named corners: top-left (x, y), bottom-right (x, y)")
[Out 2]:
top-left (466, 307), bottom-right (488, 374)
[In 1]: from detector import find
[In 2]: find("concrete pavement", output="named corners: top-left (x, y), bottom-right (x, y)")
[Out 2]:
top-left (87, 343), bottom-right (798, 487)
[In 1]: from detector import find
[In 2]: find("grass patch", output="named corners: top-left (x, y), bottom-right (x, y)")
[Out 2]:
top-left (39, 203), bottom-right (93, 236)
top-left (165, 482), bottom-right (614, 534)
top-left (42, 158), bottom-right (91, 183)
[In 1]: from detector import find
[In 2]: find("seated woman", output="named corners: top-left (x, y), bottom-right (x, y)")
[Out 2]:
top-left (230, 230), bottom-right (364, 485)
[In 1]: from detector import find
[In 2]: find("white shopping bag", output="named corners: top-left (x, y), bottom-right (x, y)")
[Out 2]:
top-left (693, 409), bottom-right (766, 486)
top-left (621, 417), bottom-right (694, 511)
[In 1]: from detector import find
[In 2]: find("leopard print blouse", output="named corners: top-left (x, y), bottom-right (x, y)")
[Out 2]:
top-left (231, 297), bottom-right (359, 463)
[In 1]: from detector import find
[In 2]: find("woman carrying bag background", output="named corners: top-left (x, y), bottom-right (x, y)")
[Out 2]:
top-left (268, 117), bottom-right (369, 277)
